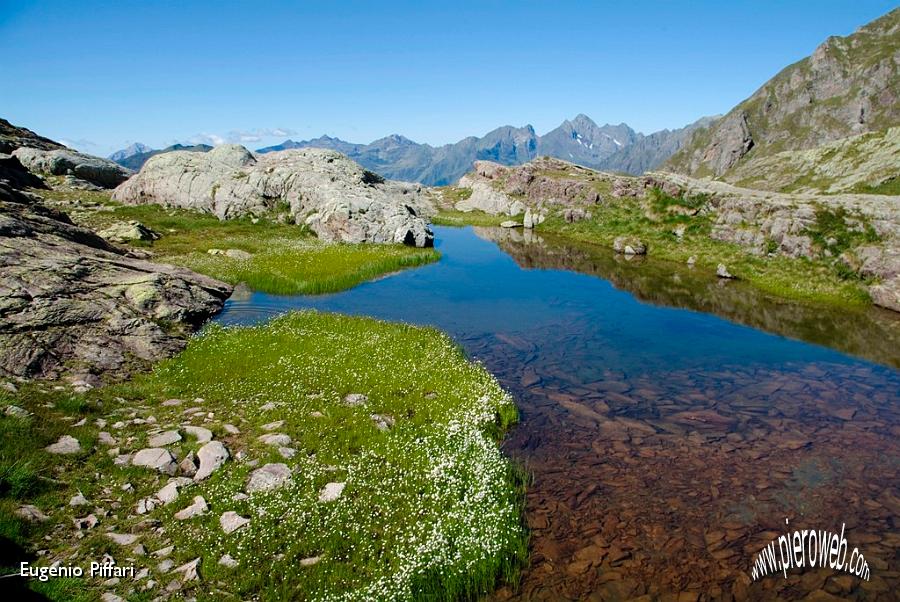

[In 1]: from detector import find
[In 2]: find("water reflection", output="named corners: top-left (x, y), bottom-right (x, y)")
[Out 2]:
top-left (218, 226), bottom-right (900, 600)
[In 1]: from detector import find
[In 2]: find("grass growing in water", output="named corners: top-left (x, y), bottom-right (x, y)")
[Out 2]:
top-left (38, 189), bottom-right (439, 295)
top-left (1, 311), bottom-right (527, 601)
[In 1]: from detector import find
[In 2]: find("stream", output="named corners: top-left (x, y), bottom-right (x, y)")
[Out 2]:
top-left (217, 226), bottom-right (900, 600)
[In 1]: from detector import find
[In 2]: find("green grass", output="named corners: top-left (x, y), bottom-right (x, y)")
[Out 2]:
top-left (851, 176), bottom-right (900, 196)
top-left (436, 196), bottom-right (872, 307)
top-left (804, 205), bottom-right (881, 256)
top-left (38, 189), bottom-right (439, 295)
top-left (432, 209), bottom-right (511, 227)
top-left (0, 312), bottom-right (527, 601)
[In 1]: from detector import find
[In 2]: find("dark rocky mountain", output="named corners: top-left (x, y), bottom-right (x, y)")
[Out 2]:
top-left (257, 116), bottom-right (711, 185)
top-left (0, 117), bottom-right (65, 154)
top-left (667, 7), bottom-right (900, 178)
top-left (108, 142), bottom-right (152, 163)
top-left (112, 143), bottom-right (213, 171)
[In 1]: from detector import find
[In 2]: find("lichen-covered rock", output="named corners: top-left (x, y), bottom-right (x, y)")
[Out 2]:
top-left (0, 182), bottom-right (231, 379)
top-left (112, 145), bottom-right (434, 247)
top-left (13, 147), bottom-right (133, 188)
top-left (97, 220), bottom-right (160, 243)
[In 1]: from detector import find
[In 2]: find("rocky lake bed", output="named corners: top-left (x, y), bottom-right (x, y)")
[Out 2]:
top-left (2, 10), bottom-right (900, 596)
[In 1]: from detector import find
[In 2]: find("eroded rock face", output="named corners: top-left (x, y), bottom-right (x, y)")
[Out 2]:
top-left (13, 147), bottom-right (133, 188)
top-left (0, 182), bottom-right (231, 379)
top-left (112, 145), bottom-right (434, 247)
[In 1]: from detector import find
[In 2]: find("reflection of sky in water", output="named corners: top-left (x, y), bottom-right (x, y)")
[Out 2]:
top-left (218, 226), bottom-right (899, 380)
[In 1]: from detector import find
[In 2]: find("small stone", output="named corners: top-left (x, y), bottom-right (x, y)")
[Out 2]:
top-left (152, 546), bottom-right (173, 558)
top-left (716, 263), bottom-right (735, 279)
top-left (183, 425), bottom-right (213, 443)
top-left (500, 220), bottom-right (520, 228)
top-left (69, 492), bottom-right (89, 506)
top-left (106, 533), bottom-right (139, 546)
top-left (133, 544), bottom-right (146, 556)
top-left (136, 498), bottom-right (155, 515)
top-left (172, 557), bottom-right (200, 581)
top-left (179, 451), bottom-right (198, 477)
top-left (223, 423), bottom-right (240, 435)
top-left (174, 496), bottom-right (208, 520)
top-left (45, 435), bottom-right (81, 454)
top-left (224, 249), bottom-right (252, 260)
top-left (4, 405), bottom-right (29, 418)
top-left (156, 559), bottom-right (174, 573)
top-left (156, 477), bottom-right (192, 505)
top-left (161, 399), bottom-right (182, 406)
top-left (1, 381), bottom-right (18, 393)
top-left (15, 505), bottom-right (49, 522)
top-left (370, 414), bottom-right (395, 431)
top-left (318, 482), bottom-right (346, 503)
top-left (258, 433), bottom-right (291, 446)
top-left (74, 514), bottom-right (98, 530)
top-left (261, 420), bottom-right (284, 431)
top-left (132, 448), bottom-right (178, 474)
top-left (101, 593), bottom-right (124, 602)
top-left (218, 554), bottom-right (238, 568)
top-left (278, 447), bottom-right (296, 459)
top-left (246, 463), bottom-right (292, 493)
top-left (219, 511), bottom-right (250, 534)
top-left (148, 430), bottom-right (181, 447)
top-left (300, 556), bottom-right (321, 567)
top-left (98, 431), bottom-right (117, 446)
top-left (194, 441), bottom-right (229, 481)
top-left (342, 393), bottom-right (368, 406)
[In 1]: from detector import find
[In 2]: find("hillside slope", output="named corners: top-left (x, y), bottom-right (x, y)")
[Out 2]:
top-left (667, 8), bottom-right (900, 178)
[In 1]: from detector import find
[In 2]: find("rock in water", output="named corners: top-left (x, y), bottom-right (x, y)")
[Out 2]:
top-left (12, 147), bottom-right (132, 188)
top-left (0, 182), bottom-right (231, 379)
top-left (112, 145), bottom-right (434, 247)
top-left (613, 236), bottom-right (647, 255)
top-left (716, 264), bottom-right (736, 279)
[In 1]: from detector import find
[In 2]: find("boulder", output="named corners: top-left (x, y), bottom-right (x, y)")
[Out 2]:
top-left (219, 511), bottom-right (250, 534)
top-left (183, 425), bottom-right (213, 443)
top-left (112, 146), bottom-right (434, 247)
top-left (97, 221), bottom-right (160, 243)
top-left (45, 435), bottom-right (81, 454)
top-left (132, 448), bottom-right (178, 474)
top-left (246, 463), bottom-right (292, 493)
top-left (258, 433), bottom-right (291, 446)
top-left (0, 183), bottom-right (231, 379)
top-left (13, 147), bottom-right (132, 188)
top-left (613, 236), bottom-right (647, 256)
top-left (318, 482), bottom-right (346, 503)
top-left (148, 430), bottom-right (181, 447)
top-left (194, 441), bottom-right (229, 481)
top-left (174, 496), bottom-right (208, 520)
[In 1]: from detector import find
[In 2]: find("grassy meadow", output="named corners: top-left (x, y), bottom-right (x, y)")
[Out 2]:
top-left (1, 312), bottom-right (527, 601)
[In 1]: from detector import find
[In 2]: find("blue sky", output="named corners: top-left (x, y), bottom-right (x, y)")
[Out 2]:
top-left (1, 0), bottom-right (897, 156)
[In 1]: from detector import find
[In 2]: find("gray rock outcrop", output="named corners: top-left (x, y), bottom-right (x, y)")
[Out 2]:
top-left (0, 183), bottom-right (231, 379)
top-left (112, 145), bottom-right (434, 247)
top-left (13, 147), bottom-right (133, 188)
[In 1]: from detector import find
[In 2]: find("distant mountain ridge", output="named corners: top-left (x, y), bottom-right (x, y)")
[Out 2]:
top-left (108, 142), bottom-right (152, 163)
top-left (256, 115), bottom-right (713, 185)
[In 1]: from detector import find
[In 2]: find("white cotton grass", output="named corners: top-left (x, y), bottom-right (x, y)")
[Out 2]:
top-left (146, 310), bottom-right (525, 600)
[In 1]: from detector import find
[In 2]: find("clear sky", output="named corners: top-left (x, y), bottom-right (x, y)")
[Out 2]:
top-left (1, 0), bottom-right (897, 156)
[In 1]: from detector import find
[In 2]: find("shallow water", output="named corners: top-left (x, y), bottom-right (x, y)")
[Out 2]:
top-left (218, 226), bottom-right (900, 600)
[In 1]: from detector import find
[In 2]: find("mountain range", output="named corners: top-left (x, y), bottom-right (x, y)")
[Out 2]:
top-left (254, 115), bottom-right (715, 185)
top-left (110, 115), bottom-right (714, 185)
